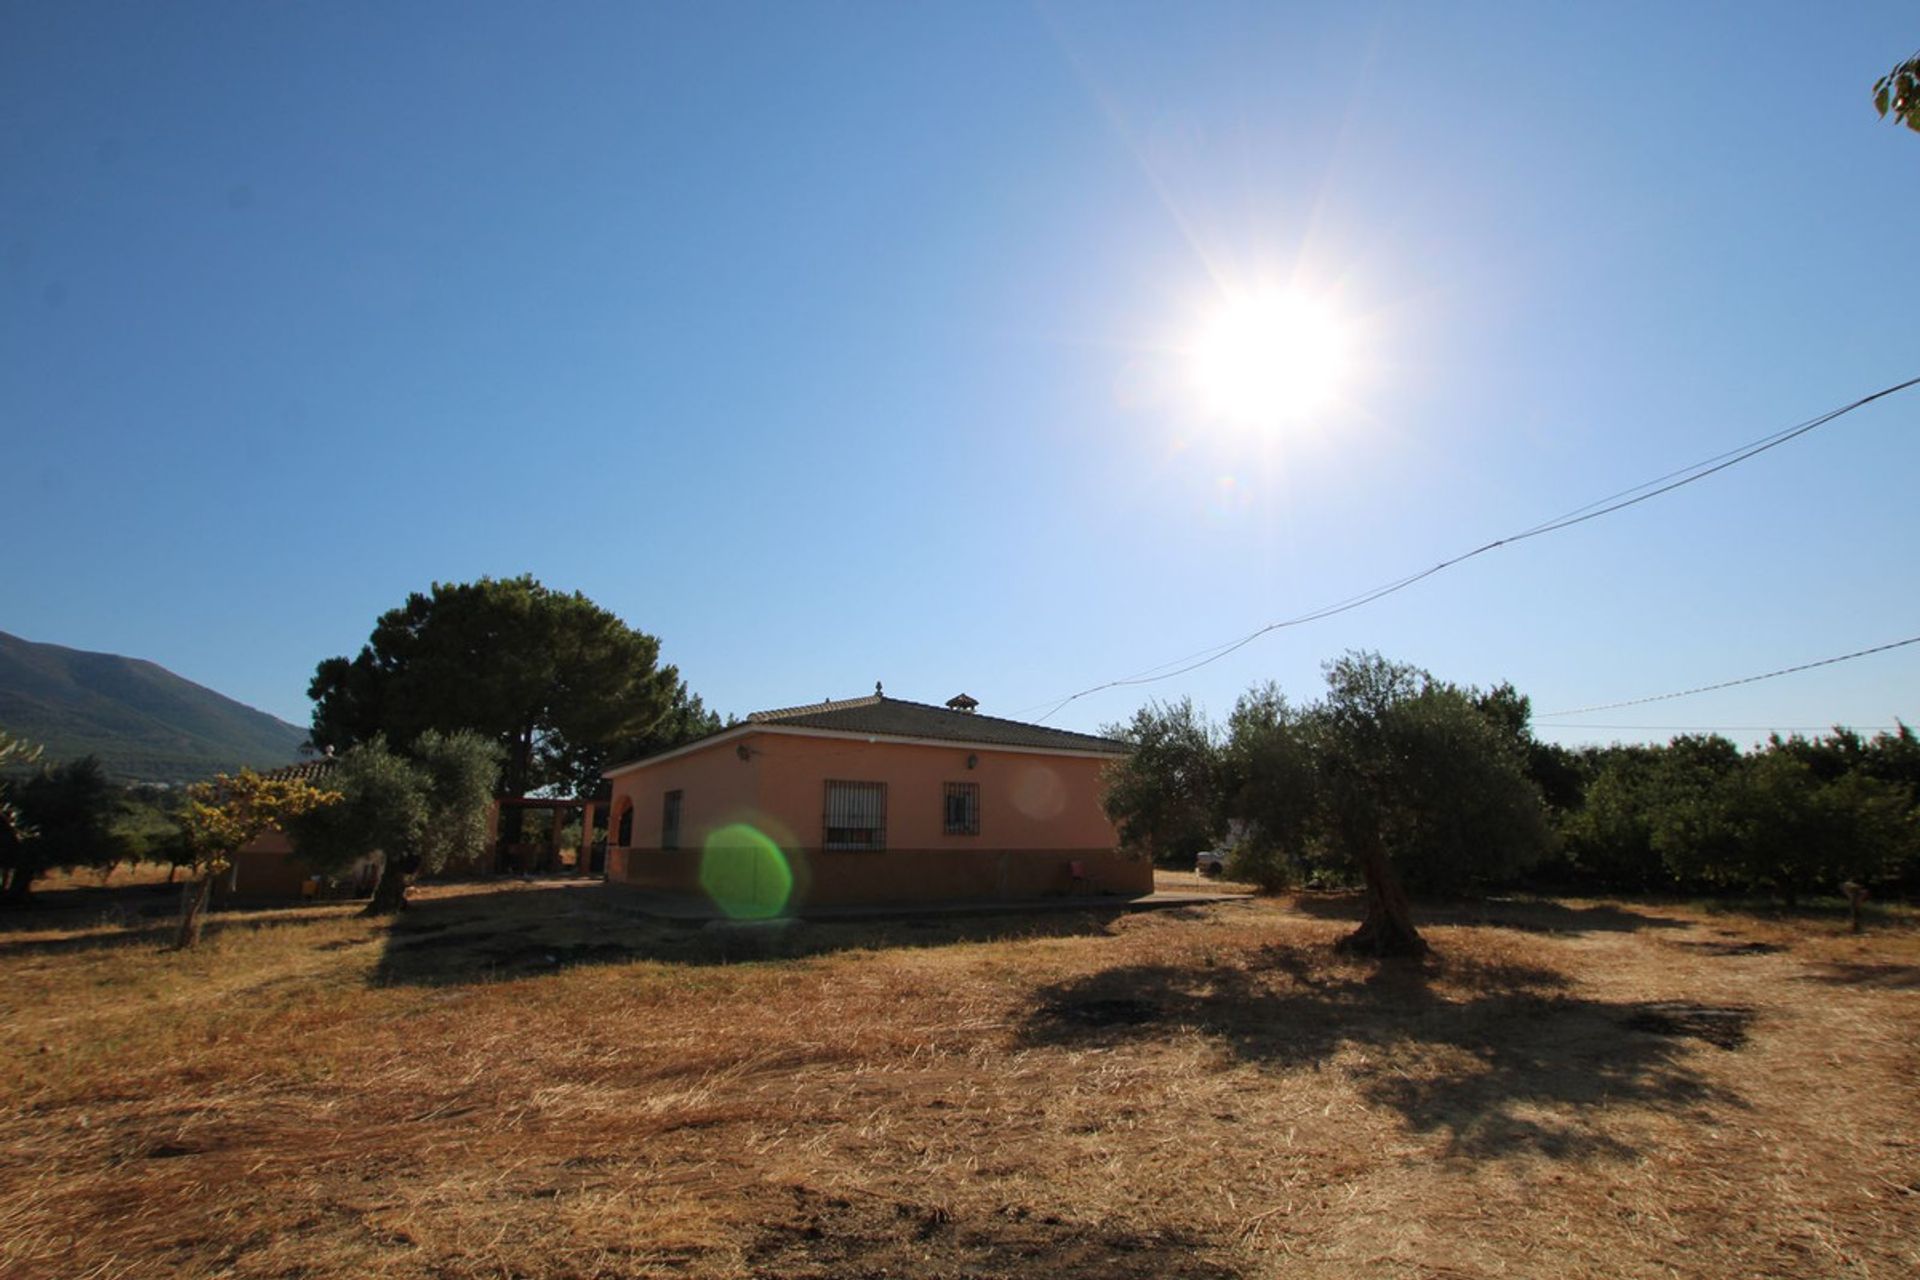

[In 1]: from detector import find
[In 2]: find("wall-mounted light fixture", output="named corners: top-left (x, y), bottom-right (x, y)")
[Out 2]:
top-left (736, 743), bottom-right (754, 761)
top-left (966, 753), bottom-right (978, 770)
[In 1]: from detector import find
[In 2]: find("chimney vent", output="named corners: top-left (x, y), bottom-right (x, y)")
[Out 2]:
top-left (945, 693), bottom-right (979, 714)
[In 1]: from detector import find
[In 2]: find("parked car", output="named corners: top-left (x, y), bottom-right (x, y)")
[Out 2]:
top-left (1195, 847), bottom-right (1231, 877)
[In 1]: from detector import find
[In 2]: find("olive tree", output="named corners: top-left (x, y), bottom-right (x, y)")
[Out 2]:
top-left (1101, 698), bottom-right (1223, 865)
top-left (1108, 655), bottom-right (1552, 956)
top-left (288, 730), bottom-right (502, 914)
top-left (1218, 683), bottom-right (1318, 890)
top-left (1305, 655), bottom-right (1549, 954)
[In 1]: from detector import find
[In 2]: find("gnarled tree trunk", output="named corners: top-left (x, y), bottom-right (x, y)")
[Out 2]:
top-left (174, 874), bottom-right (214, 949)
top-left (361, 853), bottom-right (413, 916)
top-left (1336, 841), bottom-right (1428, 957)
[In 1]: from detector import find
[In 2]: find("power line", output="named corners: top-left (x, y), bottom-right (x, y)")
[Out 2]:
top-left (1535, 633), bottom-right (1920, 718)
top-left (1537, 724), bottom-right (1901, 734)
top-left (1022, 373), bottom-right (1920, 723)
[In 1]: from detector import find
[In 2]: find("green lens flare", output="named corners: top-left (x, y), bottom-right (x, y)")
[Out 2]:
top-left (698, 823), bottom-right (794, 919)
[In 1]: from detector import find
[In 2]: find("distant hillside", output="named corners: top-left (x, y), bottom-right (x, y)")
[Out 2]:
top-left (0, 631), bottom-right (310, 784)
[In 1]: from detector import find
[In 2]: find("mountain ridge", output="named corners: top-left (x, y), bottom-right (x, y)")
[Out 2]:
top-left (0, 630), bottom-right (310, 783)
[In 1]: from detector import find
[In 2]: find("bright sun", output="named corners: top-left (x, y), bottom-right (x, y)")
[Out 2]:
top-left (1189, 289), bottom-right (1353, 428)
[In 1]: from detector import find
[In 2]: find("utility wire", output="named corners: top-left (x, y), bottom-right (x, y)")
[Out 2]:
top-left (1023, 373), bottom-right (1920, 723)
top-left (1535, 633), bottom-right (1920, 718)
top-left (1538, 724), bottom-right (1900, 733)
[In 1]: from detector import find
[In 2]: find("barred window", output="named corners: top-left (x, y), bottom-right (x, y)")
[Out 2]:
top-left (824, 780), bottom-right (887, 850)
top-left (943, 782), bottom-right (980, 836)
top-left (662, 790), bottom-right (683, 851)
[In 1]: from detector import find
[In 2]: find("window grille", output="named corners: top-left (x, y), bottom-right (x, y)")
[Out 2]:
top-left (943, 781), bottom-right (980, 836)
top-left (823, 780), bottom-right (887, 850)
top-left (662, 790), bottom-right (683, 851)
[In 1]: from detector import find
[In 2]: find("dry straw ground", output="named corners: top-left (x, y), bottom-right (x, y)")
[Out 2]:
top-left (2, 872), bottom-right (1916, 1279)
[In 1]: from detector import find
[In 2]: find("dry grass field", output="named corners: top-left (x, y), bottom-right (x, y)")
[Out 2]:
top-left (2, 874), bottom-right (1917, 1280)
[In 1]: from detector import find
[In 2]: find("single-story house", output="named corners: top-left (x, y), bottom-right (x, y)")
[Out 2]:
top-left (602, 689), bottom-right (1149, 912)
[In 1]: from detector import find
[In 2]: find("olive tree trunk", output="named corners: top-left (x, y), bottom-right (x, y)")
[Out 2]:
top-left (173, 874), bottom-right (214, 950)
top-left (1336, 841), bottom-right (1428, 958)
top-left (361, 854), bottom-right (412, 916)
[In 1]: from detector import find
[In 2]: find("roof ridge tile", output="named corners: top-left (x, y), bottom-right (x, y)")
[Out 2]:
top-left (748, 693), bottom-right (884, 722)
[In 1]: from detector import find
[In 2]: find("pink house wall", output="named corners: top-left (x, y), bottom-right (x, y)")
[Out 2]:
top-left (213, 829), bottom-right (379, 903)
top-left (604, 730), bottom-right (1148, 907)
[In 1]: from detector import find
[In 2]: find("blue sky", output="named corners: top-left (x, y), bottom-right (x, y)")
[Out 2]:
top-left (4, 1), bottom-right (1917, 750)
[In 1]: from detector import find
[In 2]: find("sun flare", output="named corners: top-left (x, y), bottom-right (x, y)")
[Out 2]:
top-left (1189, 289), bottom-right (1353, 428)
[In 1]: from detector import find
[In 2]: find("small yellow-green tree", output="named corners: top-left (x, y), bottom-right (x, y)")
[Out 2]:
top-left (173, 769), bottom-right (340, 948)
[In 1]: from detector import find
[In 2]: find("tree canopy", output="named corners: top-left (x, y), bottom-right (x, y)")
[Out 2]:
top-left (289, 730), bottom-right (502, 914)
top-left (1561, 728), bottom-right (1920, 900)
top-left (1101, 698), bottom-right (1223, 864)
top-left (0, 755), bottom-right (118, 903)
top-left (309, 576), bottom-right (688, 799)
top-left (1258, 654), bottom-right (1548, 954)
top-left (1104, 654), bottom-right (1551, 955)
top-left (1105, 657), bottom-right (1916, 948)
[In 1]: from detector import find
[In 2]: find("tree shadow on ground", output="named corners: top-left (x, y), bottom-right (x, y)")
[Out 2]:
top-left (370, 882), bottom-right (1128, 987)
top-left (1019, 945), bottom-right (1748, 1161)
top-left (0, 879), bottom-right (180, 930)
top-left (1289, 891), bottom-right (1692, 936)
top-left (0, 897), bottom-right (360, 959)
top-left (1797, 961), bottom-right (1920, 990)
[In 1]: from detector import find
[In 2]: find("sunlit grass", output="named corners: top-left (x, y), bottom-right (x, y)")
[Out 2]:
top-left (3, 878), bottom-right (1916, 1278)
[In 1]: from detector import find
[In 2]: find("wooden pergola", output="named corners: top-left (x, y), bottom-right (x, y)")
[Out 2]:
top-left (491, 796), bottom-right (607, 875)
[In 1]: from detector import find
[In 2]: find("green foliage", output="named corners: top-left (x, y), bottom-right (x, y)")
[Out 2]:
top-left (414, 729), bottom-right (507, 875)
top-left (1112, 658), bottom-right (1551, 904)
top-left (1654, 748), bottom-right (1914, 901)
top-left (1219, 683), bottom-right (1317, 889)
top-left (1553, 725), bottom-right (1919, 900)
top-left (309, 576), bottom-right (682, 800)
top-left (288, 740), bottom-right (428, 879)
top-left (1641, 733), bottom-right (1746, 887)
top-left (1312, 654), bottom-right (1550, 895)
top-left (2, 756), bottom-right (119, 897)
top-left (1100, 698), bottom-right (1222, 864)
top-left (1874, 51), bottom-right (1920, 132)
top-left (1556, 746), bottom-right (1666, 888)
top-left (1222, 841), bottom-right (1296, 891)
top-left (287, 731), bottom-right (502, 909)
top-left (110, 786), bottom-right (188, 869)
top-left (1106, 660), bottom-right (1916, 911)
top-left (1819, 770), bottom-right (1917, 886)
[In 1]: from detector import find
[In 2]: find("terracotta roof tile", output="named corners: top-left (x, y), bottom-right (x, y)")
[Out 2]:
top-left (256, 757), bottom-right (339, 783)
top-left (749, 695), bottom-right (1126, 755)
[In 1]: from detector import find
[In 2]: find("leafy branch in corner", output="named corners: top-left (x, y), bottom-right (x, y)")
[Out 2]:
top-left (1874, 50), bottom-right (1920, 133)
